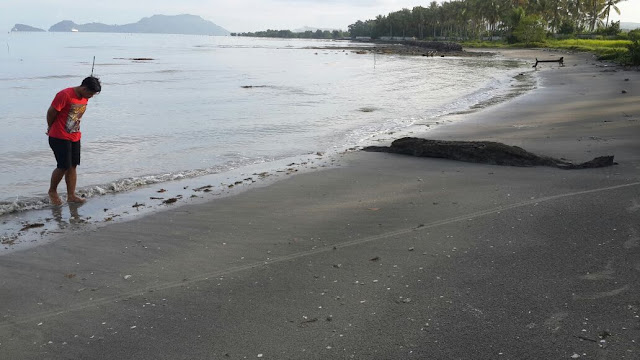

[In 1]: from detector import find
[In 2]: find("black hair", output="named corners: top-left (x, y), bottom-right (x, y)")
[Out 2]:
top-left (81, 76), bottom-right (102, 93)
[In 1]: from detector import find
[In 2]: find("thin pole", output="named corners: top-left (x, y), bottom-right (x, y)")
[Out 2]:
top-left (90, 56), bottom-right (95, 76)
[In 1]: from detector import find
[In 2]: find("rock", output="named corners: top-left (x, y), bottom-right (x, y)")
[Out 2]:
top-left (363, 137), bottom-right (614, 170)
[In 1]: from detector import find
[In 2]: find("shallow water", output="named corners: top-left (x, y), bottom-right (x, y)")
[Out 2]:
top-left (0, 33), bottom-right (536, 247)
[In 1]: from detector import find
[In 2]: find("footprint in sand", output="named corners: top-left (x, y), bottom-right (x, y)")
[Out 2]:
top-left (624, 227), bottom-right (639, 249)
top-left (573, 285), bottom-right (630, 300)
top-left (574, 260), bottom-right (631, 300)
top-left (579, 260), bottom-right (615, 280)
top-left (543, 311), bottom-right (568, 332)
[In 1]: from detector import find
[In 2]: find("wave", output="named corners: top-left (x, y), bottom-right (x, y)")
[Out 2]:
top-left (0, 153), bottom-right (304, 216)
top-left (0, 74), bottom-right (77, 82)
top-left (423, 67), bottom-right (537, 120)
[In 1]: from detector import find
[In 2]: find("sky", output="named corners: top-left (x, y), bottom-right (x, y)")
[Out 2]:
top-left (2, 0), bottom-right (640, 33)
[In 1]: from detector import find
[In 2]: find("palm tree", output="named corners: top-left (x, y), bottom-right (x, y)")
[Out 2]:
top-left (587, 0), bottom-right (605, 31)
top-left (601, 0), bottom-right (625, 27)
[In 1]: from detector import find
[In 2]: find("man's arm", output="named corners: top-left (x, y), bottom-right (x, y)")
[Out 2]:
top-left (46, 106), bottom-right (58, 134)
top-left (47, 106), bottom-right (58, 127)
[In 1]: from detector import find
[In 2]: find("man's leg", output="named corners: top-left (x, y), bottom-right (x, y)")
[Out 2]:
top-left (48, 137), bottom-right (71, 206)
top-left (66, 140), bottom-right (84, 203)
top-left (65, 166), bottom-right (85, 203)
top-left (48, 168), bottom-right (66, 205)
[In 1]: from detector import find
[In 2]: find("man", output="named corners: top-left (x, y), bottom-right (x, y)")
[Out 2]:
top-left (46, 76), bottom-right (101, 205)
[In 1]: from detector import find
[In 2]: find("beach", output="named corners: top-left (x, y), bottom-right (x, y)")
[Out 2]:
top-left (1, 48), bottom-right (639, 359)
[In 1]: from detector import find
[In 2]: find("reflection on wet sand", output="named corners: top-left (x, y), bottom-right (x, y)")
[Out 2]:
top-left (50, 202), bottom-right (85, 229)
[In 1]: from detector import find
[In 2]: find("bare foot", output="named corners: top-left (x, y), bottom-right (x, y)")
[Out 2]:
top-left (67, 195), bottom-right (86, 203)
top-left (48, 191), bottom-right (63, 206)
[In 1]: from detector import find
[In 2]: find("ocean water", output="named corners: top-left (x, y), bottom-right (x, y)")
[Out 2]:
top-left (0, 33), bottom-right (534, 220)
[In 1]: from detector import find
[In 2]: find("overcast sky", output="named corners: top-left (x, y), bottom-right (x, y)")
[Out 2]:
top-left (2, 0), bottom-right (639, 33)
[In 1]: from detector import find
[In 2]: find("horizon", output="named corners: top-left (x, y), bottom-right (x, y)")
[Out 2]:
top-left (3, 0), bottom-right (640, 34)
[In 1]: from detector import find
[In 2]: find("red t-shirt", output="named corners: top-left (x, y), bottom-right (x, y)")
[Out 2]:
top-left (48, 87), bottom-right (88, 142)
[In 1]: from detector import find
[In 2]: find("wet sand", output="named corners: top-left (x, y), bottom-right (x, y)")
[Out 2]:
top-left (1, 49), bottom-right (639, 359)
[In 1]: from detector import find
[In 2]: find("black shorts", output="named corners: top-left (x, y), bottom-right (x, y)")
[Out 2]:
top-left (49, 137), bottom-right (80, 169)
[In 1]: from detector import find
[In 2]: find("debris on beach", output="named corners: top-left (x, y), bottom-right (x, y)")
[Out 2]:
top-left (150, 197), bottom-right (164, 200)
top-left (162, 198), bottom-right (178, 205)
top-left (157, 189), bottom-right (167, 193)
top-left (1, 235), bottom-right (17, 246)
top-left (363, 137), bottom-right (616, 169)
top-left (132, 202), bottom-right (145, 209)
top-left (298, 317), bottom-right (319, 327)
top-left (193, 185), bottom-right (213, 192)
top-left (19, 223), bottom-right (44, 231)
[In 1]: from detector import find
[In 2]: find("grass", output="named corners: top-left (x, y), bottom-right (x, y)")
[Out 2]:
top-left (461, 38), bottom-right (631, 62)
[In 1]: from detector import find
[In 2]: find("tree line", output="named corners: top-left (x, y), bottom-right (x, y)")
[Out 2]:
top-left (347, 0), bottom-right (628, 42)
top-left (232, 29), bottom-right (349, 39)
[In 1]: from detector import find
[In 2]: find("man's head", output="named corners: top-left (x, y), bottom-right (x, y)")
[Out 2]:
top-left (78, 76), bottom-right (101, 99)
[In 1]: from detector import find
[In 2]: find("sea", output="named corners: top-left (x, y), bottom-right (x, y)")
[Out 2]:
top-left (0, 32), bottom-right (536, 250)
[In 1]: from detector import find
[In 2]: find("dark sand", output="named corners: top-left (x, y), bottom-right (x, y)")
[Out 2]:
top-left (1, 49), bottom-right (639, 359)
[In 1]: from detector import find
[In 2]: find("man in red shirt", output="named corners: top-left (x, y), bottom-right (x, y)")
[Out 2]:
top-left (47, 76), bottom-right (101, 205)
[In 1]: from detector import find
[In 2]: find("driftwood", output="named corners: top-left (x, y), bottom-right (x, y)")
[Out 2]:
top-left (533, 57), bottom-right (564, 68)
top-left (362, 138), bottom-right (614, 170)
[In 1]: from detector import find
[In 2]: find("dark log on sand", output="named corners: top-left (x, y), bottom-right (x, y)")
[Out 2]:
top-left (363, 137), bottom-right (614, 170)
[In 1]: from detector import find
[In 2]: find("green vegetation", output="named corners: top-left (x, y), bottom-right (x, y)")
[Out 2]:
top-left (346, 0), bottom-right (631, 40)
top-left (232, 29), bottom-right (348, 39)
top-left (233, 0), bottom-right (639, 65)
top-left (345, 0), bottom-right (637, 65)
top-left (462, 38), bottom-right (636, 64)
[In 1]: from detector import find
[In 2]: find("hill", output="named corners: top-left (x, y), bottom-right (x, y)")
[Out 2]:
top-left (11, 24), bottom-right (45, 32)
top-left (293, 26), bottom-right (341, 33)
top-left (621, 22), bottom-right (640, 30)
top-left (47, 14), bottom-right (229, 35)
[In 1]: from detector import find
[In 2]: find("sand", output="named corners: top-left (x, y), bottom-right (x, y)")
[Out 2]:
top-left (0, 49), bottom-right (639, 359)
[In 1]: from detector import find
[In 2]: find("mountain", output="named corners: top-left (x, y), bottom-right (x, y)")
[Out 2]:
top-left (11, 24), bottom-right (45, 32)
top-left (48, 14), bottom-right (230, 35)
top-left (621, 22), bottom-right (640, 31)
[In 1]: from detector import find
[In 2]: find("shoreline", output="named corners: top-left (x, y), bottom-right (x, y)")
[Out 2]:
top-left (0, 48), bottom-right (535, 253)
top-left (1, 48), bottom-right (639, 359)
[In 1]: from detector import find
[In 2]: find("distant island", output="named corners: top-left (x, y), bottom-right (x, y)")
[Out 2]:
top-left (11, 14), bottom-right (230, 36)
top-left (621, 22), bottom-right (640, 31)
top-left (11, 24), bottom-right (45, 32)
